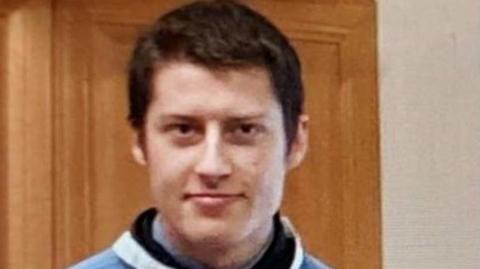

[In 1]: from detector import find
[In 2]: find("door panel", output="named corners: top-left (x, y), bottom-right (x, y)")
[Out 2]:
top-left (50, 1), bottom-right (380, 268)
top-left (284, 40), bottom-right (344, 264)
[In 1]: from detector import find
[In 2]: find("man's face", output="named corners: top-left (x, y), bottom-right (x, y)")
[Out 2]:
top-left (132, 61), bottom-right (307, 246)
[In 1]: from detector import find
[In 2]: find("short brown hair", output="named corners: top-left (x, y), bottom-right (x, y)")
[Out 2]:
top-left (128, 0), bottom-right (304, 149)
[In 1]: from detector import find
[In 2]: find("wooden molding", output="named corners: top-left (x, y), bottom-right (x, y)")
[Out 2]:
top-left (53, 3), bottom-right (93, 267)
top-left (2, 0), bottom-right (53, 268)
top-left (53, 5), bottom-right (148, 266)
top-left (0, 13), bottom-right (8, 269)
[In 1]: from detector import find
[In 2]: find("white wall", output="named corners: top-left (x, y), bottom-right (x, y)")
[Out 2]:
top-left (378, 1), bottom-right (480, 268)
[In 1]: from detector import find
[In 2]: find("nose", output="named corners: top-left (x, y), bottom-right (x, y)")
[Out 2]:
top-left (194, 126), bottom-right (232, 184)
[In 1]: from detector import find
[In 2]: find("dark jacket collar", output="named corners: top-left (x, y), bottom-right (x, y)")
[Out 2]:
top-left (130, 208), bottom-right (296, 269)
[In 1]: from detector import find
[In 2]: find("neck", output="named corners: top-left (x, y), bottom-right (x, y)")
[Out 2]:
top-left (154, 217), bottom-right (274, 269)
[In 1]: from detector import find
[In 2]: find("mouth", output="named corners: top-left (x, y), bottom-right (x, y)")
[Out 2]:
top-left (183, 193), bottom-right (245, 208)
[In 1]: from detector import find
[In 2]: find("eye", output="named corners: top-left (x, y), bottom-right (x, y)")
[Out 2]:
top-left (164, 123), bottom-right (202, 146)
top-left (226, 123), bottom-right (264, 145)
top-left (174, 123), bottom-right (195, 135)
top-left (237, 124), bottom-right (257, 135)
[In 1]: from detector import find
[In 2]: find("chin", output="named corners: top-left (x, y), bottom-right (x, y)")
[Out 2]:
top-left (180, 215), bottom-right (243, 246)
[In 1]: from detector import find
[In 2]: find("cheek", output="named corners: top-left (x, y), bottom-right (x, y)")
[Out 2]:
top-left (145, 141), bottom-right (196, 203)
top-left (258, 141), bottom-right (288, 206)
top-left (231, 141), bottom-right (287, 206)
top-left (257, 157), bottom-right (286, 207)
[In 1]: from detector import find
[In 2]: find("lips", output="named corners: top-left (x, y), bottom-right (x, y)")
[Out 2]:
top-left (185, 193), bottom-right (243, 198)
top-left (184, 193), bottom-right (245, 208)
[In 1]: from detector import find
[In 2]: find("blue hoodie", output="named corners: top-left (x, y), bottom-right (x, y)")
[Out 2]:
top-left (70, 211), bottom-right (331, 269)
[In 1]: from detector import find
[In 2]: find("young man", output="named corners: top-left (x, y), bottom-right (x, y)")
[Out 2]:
top-left (71, 0), bottom-right (330, 268)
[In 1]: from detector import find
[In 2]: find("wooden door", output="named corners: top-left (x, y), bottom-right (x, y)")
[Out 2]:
top-left (1, 0), bottom-right (380, 268)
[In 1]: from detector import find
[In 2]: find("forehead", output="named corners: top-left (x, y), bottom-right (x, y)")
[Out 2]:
top-left (149, 61), bottom-right (280, 119)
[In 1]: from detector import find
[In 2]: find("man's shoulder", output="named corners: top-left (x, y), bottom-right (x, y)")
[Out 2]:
top-left (300, 253), bottom-right (332, 269)
top-left (68, 248), bottom-right (132, 269)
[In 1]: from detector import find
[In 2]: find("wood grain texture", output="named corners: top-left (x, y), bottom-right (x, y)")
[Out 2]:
top-left (0, 11), bottom-right (8, 269)
top-left (53, 1), bottom-right (152, 266)
top-left (53, 3), bottom-right (95, 266)
top-left (1, 0), bottom-right (53, 268)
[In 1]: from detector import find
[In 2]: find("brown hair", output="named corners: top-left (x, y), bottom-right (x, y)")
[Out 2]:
top-left (128, 0), bottom-right (303, 149)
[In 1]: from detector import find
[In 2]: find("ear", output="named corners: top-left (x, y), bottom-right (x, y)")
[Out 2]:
top-left (287, 114), bottom-right (309, 170)
top-left (131, 131), bottom-right (147, 166)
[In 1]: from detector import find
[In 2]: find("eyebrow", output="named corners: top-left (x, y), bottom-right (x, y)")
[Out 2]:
top-left (153, 113), bottom-right (269, 123)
